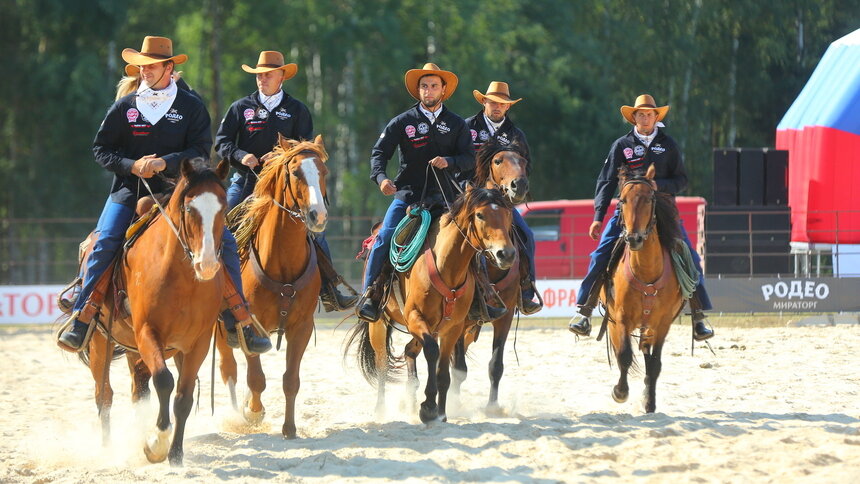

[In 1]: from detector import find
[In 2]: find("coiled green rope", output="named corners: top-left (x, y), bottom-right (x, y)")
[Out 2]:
top-left (390, 207), bottom-right (431, 272)
top-left (671, 239), bottom-right (701, 299)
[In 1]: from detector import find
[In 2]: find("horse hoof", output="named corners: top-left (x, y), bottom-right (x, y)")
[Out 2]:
top-left (612, 387), bottom-right (629, 403)
top-left (143, 426), bottom-right (172, 463)
top-left (419, 404), bottom-right (438, 424)
top-left (168, 449), bottom-right (183, 467)
top-left (282, 425), bottom-right (297, 440)
top-left (485, 403), bottom-right (507, 417)
top-left (242, 405), bottom-right (265, 425)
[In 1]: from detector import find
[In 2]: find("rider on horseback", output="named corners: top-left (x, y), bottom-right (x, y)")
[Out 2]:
top-left (356, 63), bottom-right (496, 322)
top-left (214, 50), bottom-right (357, 317)
top-left (568, 94), bottom-right (714, 341)
top-left (57, 36), bottom-right (271, 354)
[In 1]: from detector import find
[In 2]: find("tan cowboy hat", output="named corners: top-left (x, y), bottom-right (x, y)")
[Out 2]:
top-left (121, 36), bottom-right (187, 66)
top-left (473, 81), bottom-right (521, 105)
top-left (404, 63), bottom-right (459, 102)
top-left (241, 51), bottom-right (298, 80)
top-left (620, 94), bottom-right (670, 124)
top-left (125, 64), bottom-right (139, 76)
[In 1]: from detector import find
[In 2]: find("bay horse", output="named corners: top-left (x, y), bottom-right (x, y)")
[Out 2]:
top-left (80, 158), bottom-right (230, 465)
top-left (214, 135), bottom-right (327, 439)
top-left (448, 139), bottom-right (530, 413)
top-left (603, 163), bottom-right (684, 413)
top-left (347, 186), bottom-right (517, 423)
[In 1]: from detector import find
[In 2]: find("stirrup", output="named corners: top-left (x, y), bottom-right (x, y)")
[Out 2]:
top-left (56, 311), bottom-right (96, 353)
top-left (235, 314), bottom-right (271, 355)
top-left (518, 280), bottom-right (543, 315)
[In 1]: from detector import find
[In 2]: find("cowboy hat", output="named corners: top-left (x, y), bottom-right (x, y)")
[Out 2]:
top-left (404, 63), bottom-right (458, 102)
top-left (473, 81), bottom-right (521, 105)
top-left (241, 51), bottom-right (298, 80)
top-left (620, 94), bottom-right (670, 124)
top-left (121, 36), bottom-right (187, 66)
top-left (125, 64), bottom-right (139, 77)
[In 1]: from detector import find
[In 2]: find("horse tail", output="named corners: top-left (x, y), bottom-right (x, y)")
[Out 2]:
top-left (344, 319), bottom-right (398, 387)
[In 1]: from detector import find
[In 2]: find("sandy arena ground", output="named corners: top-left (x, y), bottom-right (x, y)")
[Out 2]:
top-left (1, 321), bottom-right (858, 483)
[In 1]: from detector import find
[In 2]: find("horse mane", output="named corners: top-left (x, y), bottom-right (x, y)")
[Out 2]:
top-left (445, 186), bottom-right (513, 227)
top-left (231, 140), bottom-right (328, 256)
top-left (618, 166), bottom-right (681, 249)
top-left (170, 158), bottom-right (225, 208)
top-left (473, 138), bottom-right (530, 186)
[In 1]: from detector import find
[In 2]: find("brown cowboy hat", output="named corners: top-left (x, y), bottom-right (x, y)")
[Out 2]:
top-left (125, 64), bottom-right (139, 77)
top-left (404, 63), bottom-right (458, 102)
top-left (121, 36), bottom-right (187, 66)
top-left (473, 81), bottom-right (521, 105)
top-left (241, 51), bottom-right (298, 80)
top-left (620, 94), bottom-right (670, 124)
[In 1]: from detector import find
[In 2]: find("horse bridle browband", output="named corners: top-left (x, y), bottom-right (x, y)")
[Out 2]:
top-left (249, 150), bottom-right (321, 222)
top-left (617, 178), bottom-right (657, 242)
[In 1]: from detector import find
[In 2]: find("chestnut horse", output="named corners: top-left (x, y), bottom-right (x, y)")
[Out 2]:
top-left (347, 186), bottom-right (517, 423)
top-left (79, 159), bottom-right (230, 465)
top-left (215, 135), bottom-right (327, 439)
top-left (449, 139), bottom-right (530, 412)
top-left (603, 164), bottom-right (684, 413)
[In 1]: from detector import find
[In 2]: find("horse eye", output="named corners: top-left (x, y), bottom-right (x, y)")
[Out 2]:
top-left (291, 170), bottom-right (300, 177)
top-left (476, 212), bottom-right (485, 221)
top-left (493, 158), bottom-right (502, 165)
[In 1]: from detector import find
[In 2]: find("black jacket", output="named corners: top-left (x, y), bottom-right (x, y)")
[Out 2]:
top-left (369, 103), bottom-right (473, 204)
top-left (215, 91), bottom-right (313, 174)
top-left (93, 89), bottom-right (212, 207)
top-left (462, 112), bottom-right (531, 183)
top-left (593, 128), bottom-right (688, 222)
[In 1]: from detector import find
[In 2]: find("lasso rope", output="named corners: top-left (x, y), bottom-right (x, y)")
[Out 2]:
top-left (671, 239), bottom-right (700, 299)
top-left (389, 207), bottom-right (431, 272)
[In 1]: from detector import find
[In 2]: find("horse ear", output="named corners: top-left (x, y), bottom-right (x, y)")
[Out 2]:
top-left (180, 158), bottom-right (193, 179)
top-left (277, 133), bottom-right (290, 151)
top-left (645, 163), bottom-right (656, 180)
top-left (215, 159), bottom-right (229, 181)
top-left (314, 134), bottom-right (325, 149)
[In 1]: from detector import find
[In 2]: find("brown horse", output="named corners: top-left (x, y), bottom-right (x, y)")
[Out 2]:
top-left (80, 159), bottom-right (230, 465)
top-left (603, 163), bottom-right (684, 413)
top-left (347, 186), bottom-right (516, 423)
top-left (448, 139), bottom-right (530, 413)
top-left (215, 135), bottom-right (327, 439)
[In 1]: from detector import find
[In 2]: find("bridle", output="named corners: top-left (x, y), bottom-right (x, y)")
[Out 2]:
top-left (617, 177), bottom-right (657, 243)
top-left (249, 149), bottom-right (327, 222)
top-left (139, 174), bottom-right (223, 261)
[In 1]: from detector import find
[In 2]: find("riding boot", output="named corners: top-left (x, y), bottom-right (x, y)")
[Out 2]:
top-left (356, 264), bottom-right (393, 322)
top-left (568, 274), bottom-right (605, 336)
top-left (467, 257), bottom-right (506, 322)
top-left (518, 277), bottom-right (543, 315)
top-left (689, 290), bottom-right (715, 341)
top-left (57, 312), bottom-right (91, 352)
top-left (56, 265), bottom-right (113, 352)
top-left (221, 282), bottom-right (272, 354)
top-left (314, 240), bottom-right (359, 312)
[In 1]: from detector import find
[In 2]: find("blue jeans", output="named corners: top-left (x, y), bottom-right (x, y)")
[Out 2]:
top-left (227, 171), bottom-right (256, 210)
top-left (73, 198), bottom-right (136, 313)
top-left (513, 209), bottom-right (536, 283)
top-left (362, 199), bottom-right (408, 291)
top-left (576, 210), bottom-right (712, 310)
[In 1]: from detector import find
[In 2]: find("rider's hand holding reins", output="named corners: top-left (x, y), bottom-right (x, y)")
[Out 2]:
top-left (241, 153), bottom-right (259, 169)
top-left (379, 178), bottom-right (397, 196)
top-left (132, 154), bottom-right (166, 179)
top-left (589, 221), bottom-right (602, 240)
top-left (428, 156), bottom-right (448, 169)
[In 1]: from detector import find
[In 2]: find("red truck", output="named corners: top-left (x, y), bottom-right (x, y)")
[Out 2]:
top-left (517, 197), bottom-right (706, 279)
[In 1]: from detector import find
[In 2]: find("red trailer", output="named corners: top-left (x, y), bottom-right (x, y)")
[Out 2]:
top-left (518, 197), bottom-right (706, 279)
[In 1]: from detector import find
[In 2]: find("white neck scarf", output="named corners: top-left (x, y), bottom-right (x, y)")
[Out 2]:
top-left (483, 114), bottom-right (504, 136)
top-left (634, 126), bottom-right (658, 148)
top-left (136, 79), bottom-right (178, 125)
top-left (258, 89), bottom-right (284, 112)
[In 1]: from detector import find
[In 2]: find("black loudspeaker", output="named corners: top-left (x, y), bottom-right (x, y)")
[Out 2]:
top-left (738, 149), bottom-right (765, 205)
top-left (764, 149), bottom-right (788, 206)
top-left (704, 206), bottom-right (791, 276)
top-left (712, 148), bottom-right (739, 206)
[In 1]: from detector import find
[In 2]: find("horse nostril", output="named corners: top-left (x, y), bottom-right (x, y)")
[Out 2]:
top-left (497, 248), bottom-right (515, 262)
top-left (308, 210), bottom-right (317, 224)
top-left (510, 179), bottom-right (518, 190)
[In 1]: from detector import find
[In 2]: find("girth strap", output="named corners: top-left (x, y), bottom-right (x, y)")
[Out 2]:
top-left (623, 248), bottom-right (672, 328)
top-left (424, 247), bottom-right (468, 320)
top-left (249, 238), bottom-right (318, 349)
